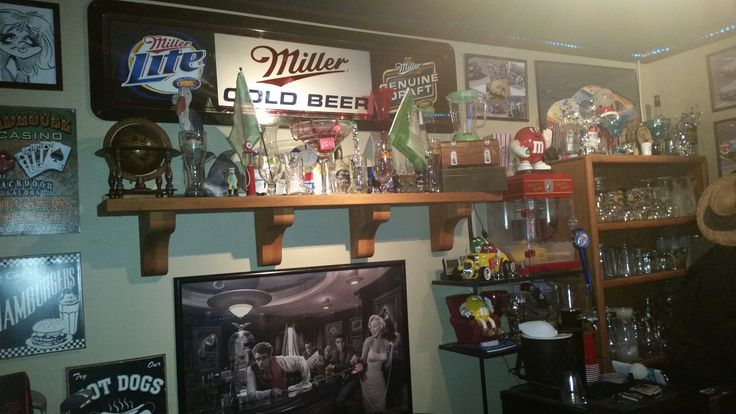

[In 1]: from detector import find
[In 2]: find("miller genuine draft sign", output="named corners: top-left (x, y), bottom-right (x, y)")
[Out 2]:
top-left (0, 106), bottom-right (79, 236)
top-left (88, 0), bottom-right (457, 131)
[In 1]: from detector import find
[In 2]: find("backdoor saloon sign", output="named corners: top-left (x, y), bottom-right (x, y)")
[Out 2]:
top-left (88, 0), bottom-right (457, 132)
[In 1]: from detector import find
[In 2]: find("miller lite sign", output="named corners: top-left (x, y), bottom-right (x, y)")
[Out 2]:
top-left (120, 34), bottom-right (206, 96)
top-left (215, 34), bottom-right (373, 116)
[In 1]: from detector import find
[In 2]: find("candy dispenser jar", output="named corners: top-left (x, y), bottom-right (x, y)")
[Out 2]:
top-left (487, 172), bottom-right (579, 274)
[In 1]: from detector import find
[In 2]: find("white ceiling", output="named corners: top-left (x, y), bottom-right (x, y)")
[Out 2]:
top-left (166, 0), bottom-right (736, 62)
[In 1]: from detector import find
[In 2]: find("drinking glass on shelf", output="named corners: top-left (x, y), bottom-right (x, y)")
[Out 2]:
top-left (394, 151), bottom-right (419, 193)
top-left (373, 140), bottom-right (395, 193)
top-left (256, 153), bottom-right (284, 195)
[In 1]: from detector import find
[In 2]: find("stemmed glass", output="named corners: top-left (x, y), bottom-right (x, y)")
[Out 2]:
top-left (255, 154), bottom-right (284, 195)
top-left (373, 140), bottom-right (395, 193)
top-left (256, 126), bottom-right (284, 195)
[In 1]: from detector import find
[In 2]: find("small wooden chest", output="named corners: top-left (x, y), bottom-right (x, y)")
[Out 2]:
top-left (439, 139), bottom-right (500, 168)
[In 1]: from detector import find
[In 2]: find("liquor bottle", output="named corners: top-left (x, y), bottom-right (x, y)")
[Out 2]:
top-left (333, 145), bottom-right (350, 193)
top-left (650, 95), bottom-right (671, 154)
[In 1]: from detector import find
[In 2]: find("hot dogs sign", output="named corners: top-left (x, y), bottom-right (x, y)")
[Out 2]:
top-left (67, 354), bottom-right (168, 414)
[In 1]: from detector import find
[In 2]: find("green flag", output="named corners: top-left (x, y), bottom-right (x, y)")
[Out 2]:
top-left (388, 89), bottom-right (427, 172)
top-left (227, 70), bottom-right (262, 169)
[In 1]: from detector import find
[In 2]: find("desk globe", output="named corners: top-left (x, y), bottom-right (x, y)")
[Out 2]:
top-left (96, 118), bottom-right (180, 198)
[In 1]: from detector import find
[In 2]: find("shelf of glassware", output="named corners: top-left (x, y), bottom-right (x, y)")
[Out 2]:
top-left (97, 192), bottom-right (503, 276)
top-left (550, 154), bottom-right (707, 370)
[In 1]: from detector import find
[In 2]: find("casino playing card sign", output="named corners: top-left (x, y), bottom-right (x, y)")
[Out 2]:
top-left (66, 355), bottom-right (168, 414)
top-left (0, 105), bottom-right (80, 235)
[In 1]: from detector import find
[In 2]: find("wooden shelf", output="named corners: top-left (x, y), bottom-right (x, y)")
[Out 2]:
top-left (432, 269), bottom-right (581, 289)
top-left (597, 216), bottom-right (696, 231)
top-left (97, 192), bottom-right (503, 276)
top-left (550, 155), bottom-right (707, 372)
top-left (602, 269), bottom-right (687, 289)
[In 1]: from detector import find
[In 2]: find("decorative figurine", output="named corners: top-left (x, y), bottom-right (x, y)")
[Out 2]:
top-left (459, 294), bottom-right (500, 335)
top-left (227, 167), bottom-right (239, 196)
top-left (172, 86), bottom-right (203, 133)
top-left (510, 127), bottom-right (552, 173)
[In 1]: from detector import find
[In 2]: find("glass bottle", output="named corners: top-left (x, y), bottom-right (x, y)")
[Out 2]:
top-left (649, 95), bottom-right (671, 155)
top-left (333, 145), bottom-right (350, 194)
top-left (419, 109), bottom-right (441, 192)
top-left (615, 307), bottom-right (639, 362)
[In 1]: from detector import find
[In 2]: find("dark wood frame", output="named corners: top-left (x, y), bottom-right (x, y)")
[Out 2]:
top-left (464, 54), bottom-right (528, 121)
top-left (87, 0), bottom-right (456, 132)
top-left (706, 45), bottom-right (736, 112)
top-left (173, 260), bottom-right (412, 414)
top-left (0, 0), bottom-right (62, 90)
top-left (713, 117), bottom-right (736, 176)
top-left (534, 61), bottom-right (640, 129)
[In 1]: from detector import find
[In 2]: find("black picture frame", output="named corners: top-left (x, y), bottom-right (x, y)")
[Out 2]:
top-left (66, 354), bottom-right (167, 414)
top-left (713, 117), bottom-right (736, 176)
top-left (0, 252), bottom-right (85, 360)
top-left (173, 260), bottom-right (412, 414)
top-left (534, 61), bottom-right (640, 130)
top-left (87, 0), bottom-right (456, 132)
top-left (465, 54), bottom-right (528, 121)
top-left (707, 45), bottom-right (736, 112)
top-left (0, 0), bottom-right (62, 90)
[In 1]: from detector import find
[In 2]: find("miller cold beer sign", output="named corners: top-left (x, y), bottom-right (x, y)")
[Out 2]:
top-left (215, 34), bottom-right (373, 117)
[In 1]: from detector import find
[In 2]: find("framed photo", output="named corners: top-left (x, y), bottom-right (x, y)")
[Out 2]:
top-left (707, 46), bottom-right (736, 112)
top-left (713, 117), bottom-right (736, 176)
top-left (191, 326), bottom-right (222, 371)
top-left (0, 0), bottom-right (62, 90)
top-left (349, 316), bottom-right (362, 334)
top-left (0, 252), bottom-right (85, 360)
top-left (174, 260), bottom-right (412, 414)
top-left (535, 61), bottom-right (640, 129)
top-left (465, 54), bottom-right (528, 121)
top-left (66, 355), bottom-right (167, 413)
top-left (324, 320), bottom-right (342, 345)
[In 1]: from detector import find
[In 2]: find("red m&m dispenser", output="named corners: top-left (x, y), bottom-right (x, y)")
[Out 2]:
top-left (488, 171), bottom-right (580, 274)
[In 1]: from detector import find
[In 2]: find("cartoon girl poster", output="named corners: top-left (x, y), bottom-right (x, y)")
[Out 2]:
top-left (0, 0), bottom-right (61, 89)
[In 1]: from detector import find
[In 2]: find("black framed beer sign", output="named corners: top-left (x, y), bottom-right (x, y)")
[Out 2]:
top-left (66, 354), bottom-right (167, 414)
top-left (87, 0), bottom-right (457, 132)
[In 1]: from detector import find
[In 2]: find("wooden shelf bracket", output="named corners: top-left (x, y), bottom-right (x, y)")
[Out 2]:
top-left (349, 204), bottom-right (392, 258)
top-left (138, 211), bottom-right (176, 276)
top-left (429, 202), bottom-right (472, 251)
top-left (254, 207), bottom-right (296, 266)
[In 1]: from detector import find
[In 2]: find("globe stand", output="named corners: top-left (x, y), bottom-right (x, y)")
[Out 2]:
top-left (95, 118), bottom-right (181, 198)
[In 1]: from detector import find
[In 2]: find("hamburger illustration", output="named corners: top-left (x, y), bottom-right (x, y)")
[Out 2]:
top-left (30, 318), bottom-right (68, 347)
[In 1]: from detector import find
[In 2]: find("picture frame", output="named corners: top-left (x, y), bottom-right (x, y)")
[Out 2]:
top-left (0, 0), bottom-right (62, 90)
top-left (87, 0), bottom-right (457, 132)
top-left (0, 252), bottom-right (85, 360)
top-left (707, 45), bottom-right (736, 112)
top-left (534, 61), bottom-right (640, 129)
top-left (66, 354), bottom-right (167, 414)
top-left (349, 316), bottom-right (362, 334)
top-left (713, 117), bottom-right (736, 176)
top-left (173, 260), bottom-right (412, 414)
top-left (465, 54), bottom-right (528, 121)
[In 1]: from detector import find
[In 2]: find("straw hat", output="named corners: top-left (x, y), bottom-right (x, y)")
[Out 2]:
top-left (697, 173), bottom-right (736, 246)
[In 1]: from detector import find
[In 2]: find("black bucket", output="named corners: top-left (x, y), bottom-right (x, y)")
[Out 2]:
top-left (515, 332), bottom-right (582, 398)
